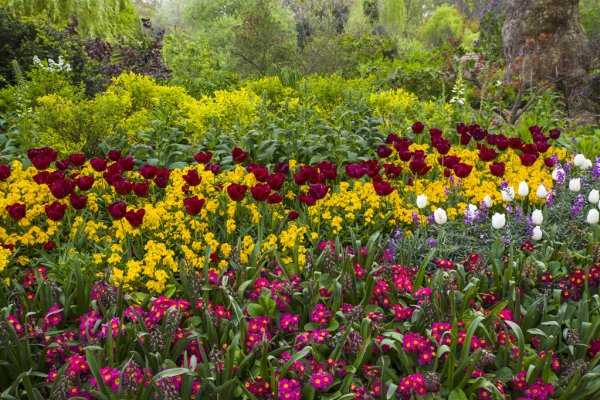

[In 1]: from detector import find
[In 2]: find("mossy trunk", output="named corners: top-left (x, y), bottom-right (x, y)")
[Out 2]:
top-left (502, 0), bottom-right (596, 121)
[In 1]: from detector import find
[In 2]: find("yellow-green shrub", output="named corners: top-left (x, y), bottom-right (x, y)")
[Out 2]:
top-left (188, 87), bottom-right (261, 140)
top-left (368, 88), bottom-right (418, 128)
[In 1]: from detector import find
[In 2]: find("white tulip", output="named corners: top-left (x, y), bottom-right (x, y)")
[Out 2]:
top-left (501, 186), bottom-right (515, 202)
top-left (531, 209), bottom-right (543, 225)
top-left (582, 159), bottom-right (593, 170)
top-left (518, 181), bottom-right (529, 197)
top-left (536, 184), bottom-right (548, 199)
top-left (416, 194), bottom-right (428, 209)
top-left (532, 226), bottom-right (543, 241)
top-left (569, 178), bottom-right (581, 192)
top-left (492, 213), bottom-right (506, 229)
top-left (587, 209), bottom-right (600, 225)
top-left (588, 189), bottom-right (600, 204)
top-left (433, 208), bottom-right (447, 225)
top-left (483, 195), bottom-right (493, 208)
top-left (574, 153), bottom-right (586, 167)
top-left (468, 204), bottom-right (478, 213)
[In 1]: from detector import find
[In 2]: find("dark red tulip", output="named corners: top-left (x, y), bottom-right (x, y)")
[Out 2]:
top-left (125, 208), bottom-right (145, 227)
top-left (489, 162), bottom-right (505, 177)
top-left (251, 183), bottom-right (271, 201)
top-left (45, 201), bottom-right (67, 221)
top-left (27, 147), bottom-right (58, 170)
top-left (268, 172), bottom-right (286, 190)
top-left (440, 155), bottom-right (460, 169)
top-left (383, 163), bottom-right (402, 178)
top-left (107, 150), bottom-right (121, 161)
top-left (520, 153), bottom-right (538, 166)
top-left (118, 156), bottom-right (135, 171)
top-left (399, 150), bottom-right (413, 161)
top-left (298, 193), bottom-right (316, 206)
top-left (194, 151), bottom-right (212, 164)
top-left (76, 175), bottom-right (94, 191)
top-left (33, 171), bottom-right (51, 185)
top-left (183, 170), bottom-right (202, 186)
top-left (208, 163), bottom-right (220, 174)
top-left (456, 123), bottom-right (468, 135)
top-left (90, 157), bottom-right (107, 172)
top-left (227, 183), bottom-right (247, 201)
top-left (69, 153), bottom-right (86, 166)
top-left (133, 181), bottom-right (150, 197)
top-left (114, 179), bottom-right (133, 195)
top-left (454, 163), bottom-right (473, 178)
top-left (183, 196), bottom-right (205, 215)
top-left (248, 164), bottom-right (269, 182)
top-left (478, 145), bottom-right (498, 162)
top-left (308, 184), bottom-right (328, 200)
top-left (154, 168), bottom-right (170, 188)
top-left (107, 201), bottom-right (127, 220)
top-left (386, 133), bottom-right (400, 144)
top-left (373, 180), bottom-right (394, 196)
top-left (139, 164), bottom-right (157, 179)
top-left (56, 159), bottom-right (70, 170)
top-left (535, 141), bottom-right (550, 153)
top-left (0, 164), bottom-right (10, 181)
top-left (509, 138), bottom-right (524, 150)
top-left (411, 122), bottom-right (425, 134)
top-left (288, 210), bottom-right (300, 220)
top-left (232, 147), bottom-right (248, 163)
top-left (377, 145), bottom-right (392, 158)
top-left (549, 128), bottom-right (561, 140)
top-left (459, 133), bottom-right (471, 146)
top-left (345, 163), bottom-right (366, 179)
top-left (6, 203), bottom-right (26, 220)
top-left (409, 158), bottom-right (431, 176)
top-left (49, 179), bottom-right (74, 199)
top-left (69, 193), bottom-right (88, 210)
top-left (267, 192), bottom-right (283, 204)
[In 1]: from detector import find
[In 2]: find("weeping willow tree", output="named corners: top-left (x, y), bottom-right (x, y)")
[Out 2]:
top-left (0, 0), bottom-right (142, 41)
top-left (377, 0), bottom-right (407, 39)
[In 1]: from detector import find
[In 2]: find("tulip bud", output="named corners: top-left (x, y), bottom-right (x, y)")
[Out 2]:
top-left (416, 194), bottom-right (428, 209)
top-left (589, 189), bottom-right (600, 204)
top-left (536, 184), bottom-right (548, 199)
top-left (531, 209), bottom-right (543, 225)
top-left (518, 181), bottom-right (529, 197)
top-left (433, 208), bottom-right (447, 225)
top-left (587, 209), bottom-right (599, 225)
top-left (491, 213), bottom-right (506, 229)
top-left (569, 178), bottom-right (581, 192)
top-left (532, 226), bottom-right (543, 241)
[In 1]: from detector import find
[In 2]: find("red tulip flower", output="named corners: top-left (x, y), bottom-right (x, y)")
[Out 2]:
top-left (125, 208), bottom-right (145, 227)
top-left (227, 183), bottom-right (247, 201)
top-left (45, 201), bottom-right (67, 221)
top-left (107, 201), bottom-right (127, 220)
top-left (6, 203), bottom-right (26, 220)
top-left (70, 193), bottom-right (88, 210)
top-left (0, 164), bottom-right (11, 181)
top-left (489, 162), bottom-right (505, 177)
top-left (183, 169), bottom-right (202, 186)
top-left (183, 196), bottom-right (205, 215)
top-left (232, 147), bottom-right (248, 163)
top-left (251, 183), bottom-right (271, 201)
top-left (194, 151), bottom-right (212, 164)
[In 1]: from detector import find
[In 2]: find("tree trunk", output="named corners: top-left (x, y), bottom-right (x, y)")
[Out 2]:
top-left (502, 0), bottom-right (596, 122)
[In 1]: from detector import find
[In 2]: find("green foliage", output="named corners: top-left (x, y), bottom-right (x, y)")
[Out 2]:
top-left (162, 31), bottom-right (238, 97)
top-left (231, 0), bottom-right (298, 76)
top-left (0, 0), bottom-right (142, 41)
top-left (377, 0), bottom-right (407, 38)
top-left (420, 4), bottom-right (465, 48)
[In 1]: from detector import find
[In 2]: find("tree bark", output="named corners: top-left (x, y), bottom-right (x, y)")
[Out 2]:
top-left (502, 0), bottom-right (597, 122)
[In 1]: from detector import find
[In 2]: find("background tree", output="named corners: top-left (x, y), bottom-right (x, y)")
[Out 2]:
top-left (502, 0), bottom-right (597, 121)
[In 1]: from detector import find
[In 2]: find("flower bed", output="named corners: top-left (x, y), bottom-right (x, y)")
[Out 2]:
top-left (1, 123), bottom-right (599, 399)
